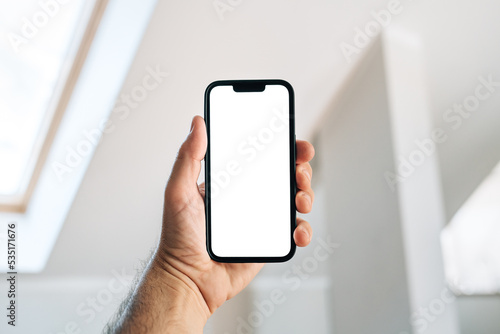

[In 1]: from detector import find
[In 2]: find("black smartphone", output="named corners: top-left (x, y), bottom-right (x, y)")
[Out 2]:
top-left (204, 79), bottom-right (296, 263)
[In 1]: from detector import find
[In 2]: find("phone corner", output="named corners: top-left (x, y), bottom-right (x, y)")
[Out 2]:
top-left (274, 79), bottom-right (294, 96)
top-left (206, 245), bottom-right (224, 263)
top-left (280, 244), bottom-right (297, 262)
top-left (204, 80), bottom-right (223, 100)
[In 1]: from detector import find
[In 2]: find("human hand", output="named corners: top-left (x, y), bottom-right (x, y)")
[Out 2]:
top-left (155, 115), bottom-right (314, 315)
top-left (113, 116), bottom-right (315, 333)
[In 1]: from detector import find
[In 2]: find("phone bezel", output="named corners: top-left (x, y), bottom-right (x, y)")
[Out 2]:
top-left (204, 79), bottom-right (297, 263)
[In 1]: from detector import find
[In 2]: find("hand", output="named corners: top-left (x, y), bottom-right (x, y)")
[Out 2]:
top-left (111, 116), bottom-right (315, 333)
top-left (156, 115), bottom-right (315, 311)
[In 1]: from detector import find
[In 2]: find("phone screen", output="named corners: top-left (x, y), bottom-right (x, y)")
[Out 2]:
top-left (206, 80), bottom-right (295, 261)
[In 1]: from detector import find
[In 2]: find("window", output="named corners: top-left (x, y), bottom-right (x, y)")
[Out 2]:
top-left (0, 0), bottom-right (100, 211)
top-left (0, 0), bottom-right (157, 273)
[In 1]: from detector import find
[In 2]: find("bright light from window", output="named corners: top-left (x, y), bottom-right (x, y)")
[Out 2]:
top-left (442, 162), bottom-right (500, 295)
top-left (0, 0), bottom-right (86, 196)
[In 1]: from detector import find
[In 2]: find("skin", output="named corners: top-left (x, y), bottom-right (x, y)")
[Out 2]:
top-left (109, 116), bottom-right (315, 333)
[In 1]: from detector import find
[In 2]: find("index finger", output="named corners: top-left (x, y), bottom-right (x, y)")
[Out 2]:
top-left (296, 140), bottom-right (315, 164)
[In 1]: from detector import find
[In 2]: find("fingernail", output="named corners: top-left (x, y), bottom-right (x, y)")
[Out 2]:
top-left (302, 192), bottom-right (312, 205)
top-left (189, 117), bottom-right (196, 133)
top-left (300, 227), bottom-right (310, 242)
top-left (302, 168), bottom-right (311, 181)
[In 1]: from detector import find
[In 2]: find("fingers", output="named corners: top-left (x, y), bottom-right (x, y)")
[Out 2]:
top-left (296, 140), bottom-right (315, 164)
top-left (294, 217), bottom-right (312, 247)
top-left (165, 116), bottom-right (207, 200)
top-left (296, 189), bottom-right (314, 213)
top-left (295, 141), bottom-right (315, 214)
top-left (296, 162), bottom-right (312, 190)
top-left (296, 160), bottom-right (314, 213)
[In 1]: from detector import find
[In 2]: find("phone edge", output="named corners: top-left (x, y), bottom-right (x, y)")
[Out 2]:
top-left (204, 79), bottom-right (297, 263)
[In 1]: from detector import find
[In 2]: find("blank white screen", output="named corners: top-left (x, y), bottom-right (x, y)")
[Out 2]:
top-left (209, 84), bottom-right (291, 257)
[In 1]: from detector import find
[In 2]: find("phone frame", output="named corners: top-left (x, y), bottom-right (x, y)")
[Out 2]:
top-left (204, 79), bottom-right (297, 263)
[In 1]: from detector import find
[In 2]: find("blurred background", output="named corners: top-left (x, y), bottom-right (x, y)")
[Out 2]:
top-left (0, 0), bottom-right (499, 333)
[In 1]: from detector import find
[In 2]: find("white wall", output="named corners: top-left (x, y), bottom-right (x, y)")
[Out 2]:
top-left (457, 296), bottom-right (500, 334)
top-left (314, 40), bottom-right (412, 334)
top-left (391, 0), bottom-right (500, 222)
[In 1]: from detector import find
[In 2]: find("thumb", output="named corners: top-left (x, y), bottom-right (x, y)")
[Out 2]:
top-left (165, 116), bottom-right (207, 201)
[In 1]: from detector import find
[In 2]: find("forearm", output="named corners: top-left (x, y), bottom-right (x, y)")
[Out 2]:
top-left (110, 255), bottom-right (210, 334)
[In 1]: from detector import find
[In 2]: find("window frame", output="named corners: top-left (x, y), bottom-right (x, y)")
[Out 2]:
top-left (0, 0), bottom-right (109, 212)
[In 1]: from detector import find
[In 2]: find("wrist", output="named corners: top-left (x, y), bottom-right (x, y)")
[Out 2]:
top-left (149, 253), bottom-right (210, 331)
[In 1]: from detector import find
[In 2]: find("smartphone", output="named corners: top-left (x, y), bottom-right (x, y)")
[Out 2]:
top-left (204, 79), bottom-right (296, 263)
